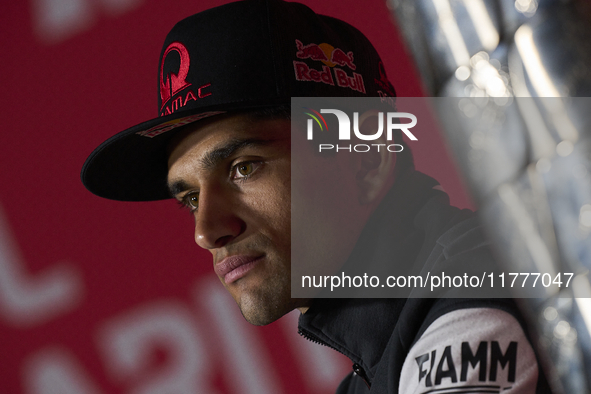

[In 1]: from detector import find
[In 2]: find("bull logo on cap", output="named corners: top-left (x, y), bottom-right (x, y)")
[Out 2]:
top-left (294, 39), bottom-right (365, 94)
top-left (295, 39), bottom-right (356, 70)
top-left (160, 41), bottom-right (192, 110)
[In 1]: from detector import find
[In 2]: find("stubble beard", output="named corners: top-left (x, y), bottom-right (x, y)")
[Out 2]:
top-left (223, 226), bottom-right (303, 325)
top-left (234, 260), bottom-right (299, 326)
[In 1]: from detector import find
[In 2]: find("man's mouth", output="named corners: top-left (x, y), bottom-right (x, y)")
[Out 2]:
top-left (214, 254), bottom-right (264, 284)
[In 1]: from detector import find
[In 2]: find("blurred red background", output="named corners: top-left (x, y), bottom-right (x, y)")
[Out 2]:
top-left (0, 1), bottom-right (471, 393)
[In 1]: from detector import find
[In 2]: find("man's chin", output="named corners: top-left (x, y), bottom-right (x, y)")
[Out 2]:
top-left (235, 291), bottom-right (296, 326)
top-left (222, 257), bottom-right (302, 325)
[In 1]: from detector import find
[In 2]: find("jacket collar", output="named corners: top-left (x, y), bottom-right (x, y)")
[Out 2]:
top-left (298, 297), bottom-right (406, 379)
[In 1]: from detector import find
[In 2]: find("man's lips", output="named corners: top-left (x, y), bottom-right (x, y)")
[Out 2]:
top-left (214, 254), bottom-right (263, 284)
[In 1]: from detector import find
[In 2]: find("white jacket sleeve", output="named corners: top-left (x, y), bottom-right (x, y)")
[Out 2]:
top-left (399, 308), bottom-right (539, 394)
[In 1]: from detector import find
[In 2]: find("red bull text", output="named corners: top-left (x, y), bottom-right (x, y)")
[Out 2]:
top-left (293, 40), bottom-right (365, 94)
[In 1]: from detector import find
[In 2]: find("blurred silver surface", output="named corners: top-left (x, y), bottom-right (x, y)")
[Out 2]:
top-left (388, 0), bottom-right (591, 392)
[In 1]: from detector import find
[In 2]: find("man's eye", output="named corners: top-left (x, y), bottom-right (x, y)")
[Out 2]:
top-left (232, 161), bottom-right (261, 180)
top-left (238, 163), bottom-right (254, 176)
top-left (181, 193), bottom-right (199, 210)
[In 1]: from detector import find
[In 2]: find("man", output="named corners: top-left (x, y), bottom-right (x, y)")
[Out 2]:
top-left (82, 0), bottom-right (550, 392)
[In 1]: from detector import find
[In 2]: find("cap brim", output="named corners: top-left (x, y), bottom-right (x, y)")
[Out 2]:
top-left (81, 100), bottom-right (287, 201)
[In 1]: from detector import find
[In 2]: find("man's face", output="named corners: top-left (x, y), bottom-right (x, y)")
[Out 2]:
top-left (167, 113), bottom-right (302, 325)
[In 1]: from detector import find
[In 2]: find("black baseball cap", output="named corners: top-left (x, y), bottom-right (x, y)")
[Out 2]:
top-left (81, 0), bottom-right (397, 201)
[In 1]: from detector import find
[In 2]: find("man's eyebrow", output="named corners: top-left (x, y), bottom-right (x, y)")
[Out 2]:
top-left (200, 137), bottom-right (273, 170)
top-left (167, 137), bottom-right (274, 197)
top-left (168, 179), bottom-right (193, 198)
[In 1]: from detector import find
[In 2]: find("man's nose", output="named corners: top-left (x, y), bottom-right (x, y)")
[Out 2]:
top-left (193, 186), bottom-right (245, 249)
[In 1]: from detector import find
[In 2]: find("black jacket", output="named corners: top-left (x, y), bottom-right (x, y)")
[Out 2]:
top-left (298, 170), bottom-right (550, 393)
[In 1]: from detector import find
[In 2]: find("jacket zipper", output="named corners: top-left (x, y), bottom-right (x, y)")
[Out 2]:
top-left (352, 363), bottom-right (371, 390)
top-left (298, 328), bottom-right (372, 390)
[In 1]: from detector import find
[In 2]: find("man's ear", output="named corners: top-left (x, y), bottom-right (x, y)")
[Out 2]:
top-left (355, 110), bottom-right (397, 205)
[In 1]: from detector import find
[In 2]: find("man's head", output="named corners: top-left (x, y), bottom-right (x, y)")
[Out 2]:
top-left (165, 107), bottom-right (402, 324)
top-left (167, 111), bottom-right (295, 325)
top-left (81, 0), bottom-right (400, 325)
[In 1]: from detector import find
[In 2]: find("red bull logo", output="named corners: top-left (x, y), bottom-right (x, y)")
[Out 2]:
top-left (294, 39), bottom-right (365, 94)
top-left (295, 40), bottom-right (329, 62)
top-left (295, 40), bottom-right (356, 70)
top-left (330, 48), bottom-right (356, 70)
